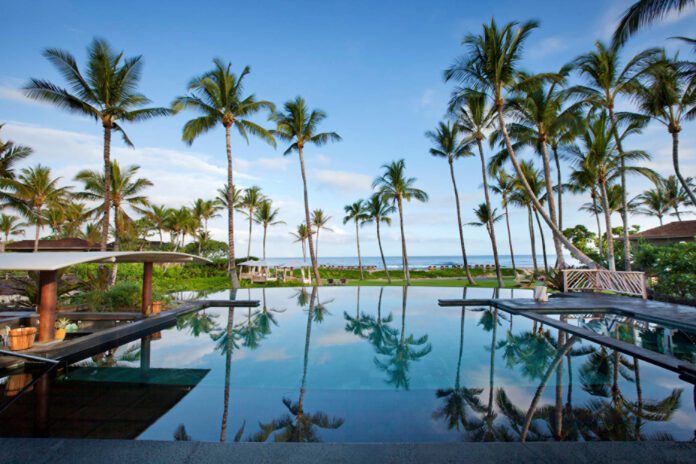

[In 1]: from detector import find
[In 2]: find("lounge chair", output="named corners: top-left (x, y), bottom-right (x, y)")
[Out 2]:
top-left (339, 278), bottom-right (348, 286)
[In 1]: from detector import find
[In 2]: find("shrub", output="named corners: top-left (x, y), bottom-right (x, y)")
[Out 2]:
top-left (633, 241), bottom-right (696, 300)
top-left (103, 281), bottom-right (142, 310)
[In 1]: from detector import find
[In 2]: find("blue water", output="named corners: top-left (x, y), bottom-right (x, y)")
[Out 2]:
top-left (2, 287), bottom-right (693, 443)
top-left (264, 255), bottom-right (569, 269)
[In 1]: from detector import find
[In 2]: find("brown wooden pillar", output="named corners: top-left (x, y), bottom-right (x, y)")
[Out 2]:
top-left (142, 262), bottom-right (153, 316)
top-left (38, 270), bottom-right (57, 342)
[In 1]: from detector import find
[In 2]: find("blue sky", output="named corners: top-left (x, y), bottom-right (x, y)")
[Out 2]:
top-left (1, 0), bottom-right (695, 258)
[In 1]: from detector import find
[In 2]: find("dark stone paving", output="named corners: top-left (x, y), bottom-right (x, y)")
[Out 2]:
top-left (1, 439), bottom-right (695, 464)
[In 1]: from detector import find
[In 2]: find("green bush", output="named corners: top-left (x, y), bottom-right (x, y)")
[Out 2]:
top-left (103, 281), bottom-right (142, 310)
top-left (633, 241), bottom-right (696, 300)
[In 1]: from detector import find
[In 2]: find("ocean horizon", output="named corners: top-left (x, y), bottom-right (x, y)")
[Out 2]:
top-left (261, 254), bottom-right (568, 269)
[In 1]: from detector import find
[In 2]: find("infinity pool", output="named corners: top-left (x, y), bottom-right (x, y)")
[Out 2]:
top-left (1, 286), bottom-right (694, 442)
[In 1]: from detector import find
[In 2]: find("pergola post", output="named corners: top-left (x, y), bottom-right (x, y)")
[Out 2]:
top-left (142, 262), bottom-right (153, 317)
top-left (38, 270), bottom-right (57, 342)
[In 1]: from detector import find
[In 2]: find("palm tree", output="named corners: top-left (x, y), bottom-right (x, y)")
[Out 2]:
top-left (310, 209), bottom-right (332, 261)
top-left (254, 199), bottom-right (284, 260)
top-left (193, 198), bottom-right (222, 237)
top-left (490, 170), bottom-right (517, 276)
top-left (343, 200), bottom-right (369, 280)
top-left (634, 179), bottom-right (672, 225)
top-left (467, 203), bottom-right (505, 278)
top-left (426, 121), bottom-right (477, 285)
top-left (238, 186), bottom-right (264, 259)
top-left (662, 175), bottom-right (694, 220)
top-left (172, 60), bottom-right (276, 289)
top-left (290, 223), bottom-right (312, 262)
top-left (216, 183), bottom-right (243, 211)
top-left (143, 204), bottom-right (172, 246)
top-left (0, 124), bottom-right (33, 180)
top-left (568, 159), bottom-right (605, 258)
top-left (571, 42), bottom-right (660, 269)
top-left (633, 52), bottom-right (696, 207)
top-left (4, 165), bottom-right (71, 251)
top-left (613, 0), bottom-right (695, 45)
top-left (445, 19), bottom-right (597, 267)
top-left (24, 39), bottom-right (170, 251)
top-left (0, 214), bottom-right (25, 252)
top-left (509, 161), bottom-right (546, 273)
top-left (271, 97), bottom-right (341, 285)
top-left (362, 193), bottom-right (396, 282)
top-left (373, 160), bottom-right (428, 285)
top-left (450, 91), bottom-right (504, 284)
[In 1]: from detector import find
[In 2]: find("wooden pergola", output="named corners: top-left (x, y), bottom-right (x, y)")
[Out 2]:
top-left (0, 252), bottom-right (209, 343)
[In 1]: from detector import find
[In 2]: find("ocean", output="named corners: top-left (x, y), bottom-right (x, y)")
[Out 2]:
top-left (262, 255), bottom-right (566, 269)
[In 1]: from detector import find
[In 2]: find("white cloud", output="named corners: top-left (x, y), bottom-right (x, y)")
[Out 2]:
top-left (312, 169), bottom-right (373, 194)
top-left (528, 37), bottom-right (568, 59)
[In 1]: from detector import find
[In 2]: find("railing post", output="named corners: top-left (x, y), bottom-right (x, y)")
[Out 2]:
top-left (562, 270), bottom-right (568, 293)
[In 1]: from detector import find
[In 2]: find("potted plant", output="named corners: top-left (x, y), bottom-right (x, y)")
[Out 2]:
top-left (151, 300), bottom-right (163, 315)
top-left (9, 327), bottom-right (37, 351)
top-left (55, 318), bottom-right (71, 340)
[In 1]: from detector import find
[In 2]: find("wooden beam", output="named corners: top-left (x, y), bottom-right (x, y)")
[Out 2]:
top-left (38, 270), bottom-right (57, 342)
top-left (142, 262), bottom-right (153, 317)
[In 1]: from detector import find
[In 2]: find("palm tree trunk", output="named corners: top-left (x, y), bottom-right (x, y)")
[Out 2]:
top-left (527, 206), bottom-right (538, 273)
top-left (592, 193), bottom-right (604, 258)
top-left (220, 307), bottom-right (236, 442)
top-left (246, 211), bottom-right (253, 259)
top-left (503, 202), bottom-right (517, 276)
top-left (109, 205), bottom-right (120, 286)
top-left (301, 239), bottom-right (307, 262)
top-left (495, 110), bottom-right (598, 268)
top-left (671, 130), bottom-right (696, 209)
top-left (555, 323), bottom-right (566, 440)
top-left (262, 224), bottom-right (267, 260)
top-left (397, 196), bottom-right (410, 284)
top-left (33, 209), bottom-right (41, 253)
top-left (315, 228), bottom-right (320, 259)
top-left (449, 159), bottom-right (476, 285)
top-left (533, 208), bottom-right (549, 273)
top-left (658, 214), bottom-right (664, 226)
top-left (476, 141), bottom-right (504, 286)
top-left (355, 221), bottom-right (364, 280)
top-left (225, 126), bottom-right (240, 290)
top-left (608, 108), bottom-right (631, 270)
top-left (298, 286), bottom-right (318, 413)
top-left (158, 228), bottom-right (164, 248)
top-left (487, 307), bottom-right (498, 423)
top-left (376, 219), bottom-right (391, 283)
top-left (553, 146), bottom-right (563, 231)
top-left (599, 179), bottom-right (616, 271)
top-left (298, 147), bottom-right (321, 285)
top-left (101, 125), bottom-right (111, 252)
top-left (540, 142), bottom-right (565, 269)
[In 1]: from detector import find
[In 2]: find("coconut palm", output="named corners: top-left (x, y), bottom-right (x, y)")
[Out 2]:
top-left (633, 52), bottom-right (696, 207)
top-left (142, 204), bottom-right (172, 246)
top-left (570, 42), bottom-right (660, 269)
top-left (24, 39), bottom-right (170, 251)
top-left (489, 170), bottom-right (517, 276)
top-left (0, 124), bottom-right (33, 180)
top-left (634, 179), bottom-right (672, 225)
top-left (0, 214), bottom-right (25, 252)
top-left (4, 165), bottom-right (71, 252)
top-left (445, 19), bottom-right (596, 267)
top-left (310, 209), bottom-right (332, 262)
top-left (343, 200), bottom-right (369, 280)
top-left (467, 203), bottom-right (505, 277)
top-left (450, 91), bottom-right (505, 284)
top-left (663, 175), bottom-right (694, 220)
top-left (426, 121), bottom-right (478, 285)
top-left (373, 160), bottom-right (428, 285)
top-left (290, 223), bottom-right (312, 262)
top-left (172, 60), bottom-right (276, 288)
top-left (271, 97), bottom-right (341, 285)
top-left (193, 198), bottom-right (223, 237)
top-left (509, 161), bottom-right (546, 273)
top-left (254, 199), bottom-right (284, 260)
top-left (362, 193), bottom-right (396, 282)
top-left (216, 184), bottom-right (243, 211)
top-left (238, 186), bottom-right (265, 259)
top-left (613, 0), bottom-right (696, 45)
top-left (567, 159), bottom-right (606, 258)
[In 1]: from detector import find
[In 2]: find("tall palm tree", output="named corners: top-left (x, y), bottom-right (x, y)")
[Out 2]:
top-left (634, 179), bottom-right (672, 225)
top-left (490, 170), bottom-right (517, 276)
top-left (373, 160), bottom-right (428, 285)
top-left (193, 198), bottom-right (222, 237)
top-left (467, 203), bottom-right (505, 278)
top-left (271, 97), bottom-right (341, 285)
top-left (662, 174), bottom-right (694, 220)
top-left (0, 214), bottom-right (25, 252)
top-left (568, 159), bottom-right (606, 258)
top-left (426, 121), bottom-right (477, 285)
top-left (238, 186), bottom-right (264, 259)
top-left (0, 124), bottom-right (33, 180)
top-left (143, 204), bottom-right (172, 246)
top-left (172, 60), bottom-right (275, 289)
top-left (633, 52), bottom-right (696, 207)
top-left (363, 193), bottom-right (395, 283)
top-left (290, 223), bottom-right (312, 262)
top-left (342, 200), bottom-right (369, 280)
top-left (511, 161), bottom-right (547, 273)
top-left (4, 165), bottom-right (71, 252)
top-left (450, 91), bottom-right (503, 284)
top-left (216, 183), bottom-right (243, 211)
top-left (445, 19), bottom-right (597, 267)
top-left (613, 0), bottom-right (695, 45)
top-left (24, 39), bottom-right (170, 251)
top-left (310, 209), bottom-right (332, 262)
top-left (571, 41), bottom-right (660, 269)
top-left (254, 199), bottom-right (284, 260)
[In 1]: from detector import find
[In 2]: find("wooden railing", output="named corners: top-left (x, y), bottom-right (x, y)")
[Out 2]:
top-left (562, 269), bottom-right (647, 299)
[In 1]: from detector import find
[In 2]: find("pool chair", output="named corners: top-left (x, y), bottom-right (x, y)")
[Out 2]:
top-left (327, 278), bottom-right (336, 286)
top-left (339, 278), bottom-right (348, 286)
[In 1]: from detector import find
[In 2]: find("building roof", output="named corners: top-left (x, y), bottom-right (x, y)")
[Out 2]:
top-left (627, 220), bottom-right (696, 241)
top-left (5, 238), bottom-right (103, 252)
top-left (0, 251), bottom-right (210, 271)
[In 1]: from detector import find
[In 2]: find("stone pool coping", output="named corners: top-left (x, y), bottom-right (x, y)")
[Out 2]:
top-left (1, 439), bottom-right (695, 463)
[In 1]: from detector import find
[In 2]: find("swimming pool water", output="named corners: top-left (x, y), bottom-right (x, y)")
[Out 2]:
top-left (1, 286), bottom-right (694, 442)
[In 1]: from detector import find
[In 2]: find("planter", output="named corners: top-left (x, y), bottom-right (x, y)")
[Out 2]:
top-left (55, 328), bottom-right (66, 341)
top-left (9, 327), bottom-right (37, 351)
top-left (151, 301), bottom-right (163, 315)
top-left (5, 373), bottom-right (33, 396)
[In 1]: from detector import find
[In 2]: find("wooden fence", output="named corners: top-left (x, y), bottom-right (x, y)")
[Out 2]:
top-left (562, 269), bottom-right (647, 299)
